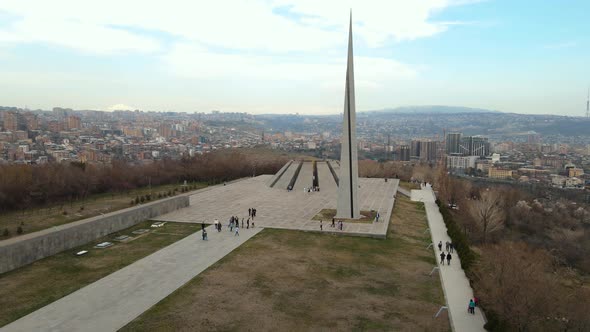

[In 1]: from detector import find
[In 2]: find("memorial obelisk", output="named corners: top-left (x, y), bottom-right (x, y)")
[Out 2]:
top-left (336, 13), bottom-right (360, 219)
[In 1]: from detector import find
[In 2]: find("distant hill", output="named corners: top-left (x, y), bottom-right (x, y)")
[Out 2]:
top-left (366, 105), bottom-right (501, 114)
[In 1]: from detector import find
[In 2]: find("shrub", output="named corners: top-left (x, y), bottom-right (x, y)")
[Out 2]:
top-left (140, 196), bottom-right (145, 203)
top-left (62, 210), bottom-right (68, 215)
top-left (135, 196), bottom-right (140, 204)
top-left (3, 228), bottom-right (9, 237)
top-left (17, 226), bottom-right (23, 234)
top-left (436, 200), bottom-right (478, 273)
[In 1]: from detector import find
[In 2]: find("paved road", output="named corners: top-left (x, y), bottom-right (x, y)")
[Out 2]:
top-left (412, 185), bottom-right (486, 332)
top-left (1, 226), bottom-right (263, 332)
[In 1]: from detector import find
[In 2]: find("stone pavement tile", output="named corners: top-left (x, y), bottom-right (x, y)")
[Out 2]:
top-left (1, 226), bottom-right (263, 332)
top-left (155, 176), bottom-right (399, 239)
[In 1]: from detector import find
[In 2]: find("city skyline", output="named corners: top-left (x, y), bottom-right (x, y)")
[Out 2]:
top-left (0, 1), bottom-right (589, 116)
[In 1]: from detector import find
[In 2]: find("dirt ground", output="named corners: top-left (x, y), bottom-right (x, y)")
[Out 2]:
top-left (123, 196), bottom-right (450, 331)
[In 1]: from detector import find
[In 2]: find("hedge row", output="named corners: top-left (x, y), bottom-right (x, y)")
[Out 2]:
top-left (436, 199), bottom-right (478, 272)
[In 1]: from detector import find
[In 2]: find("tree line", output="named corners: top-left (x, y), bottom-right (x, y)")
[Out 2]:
top-left (358, 159), bottom-right (590, 330)
top-left (0, 150), bottom-right (289, 213)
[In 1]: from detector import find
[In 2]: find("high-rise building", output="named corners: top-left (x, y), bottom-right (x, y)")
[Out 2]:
top-left (66, 115), bottom-right (81, 130)
top-left (419, 140), bottom-right (438, 162)
top-left (3, 112), bottom-right (18, 131)
top-left (471, 136), bottom-right (490, 156)
top-left (158, 124), bottom-right (172, 138)
top-left (445, 132), bottom-right (461, 154)
top-left (23, 113), bottom-right (39, 130)
top-left (459, 136), bottom-right (490, 157)
top-left (410, 140), bottom-right (421, 160)
top-left (399, 145), bottom-right (410, 161)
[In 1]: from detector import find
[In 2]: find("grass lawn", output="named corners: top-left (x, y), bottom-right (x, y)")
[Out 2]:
top-left (399, 181), bottom-right (420, 191)
top-left (122, 196), bottom-right (449, 331)
top-left (0, 182), bottom-right (207, 238)
top-left (0, 221), bottom-right (200, 327)
top-left (311, 208), bottom-right (377, 224)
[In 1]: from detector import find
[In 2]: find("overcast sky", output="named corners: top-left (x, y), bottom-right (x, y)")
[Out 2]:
top-left (0, 0), bottom-right (588, 116)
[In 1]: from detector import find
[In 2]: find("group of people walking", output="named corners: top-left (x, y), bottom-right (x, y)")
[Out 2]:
top-left (329, 218), bottom-right (344, 231)
top-left (202, 208), bottom-right (259, 240)
top-left (438, 240), bottom-right (453, 265)
top-left (436, 239), bottom-right (481, 316)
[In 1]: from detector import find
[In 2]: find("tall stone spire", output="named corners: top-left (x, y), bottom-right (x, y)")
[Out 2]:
top-left (336, 12), bottom-right (360, 219)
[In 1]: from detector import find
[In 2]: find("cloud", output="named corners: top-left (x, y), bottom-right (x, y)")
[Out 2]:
top-left (0, 1), bottom-right (479, 113)
top-left (0, 0), bottom-right (473, 53)
top-left (162, 42), bottom-right (417, 85)
top-left (107, 103), bottom-right (137, 111)
top-left (543, 41), bottom-right (577, 50)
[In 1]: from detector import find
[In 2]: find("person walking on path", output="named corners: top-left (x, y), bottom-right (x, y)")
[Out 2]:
top-left (375, 212), bottom-right (380, 222)
top-left (214, 219), bottom-right (219, 232)
top-left (440, 252), bottom-right (446, 265)
top-left (449, 242), bottom-right (454, 253)
top-left (446, 252), bottom-right (452, 265)
top-left (246, 218), bottom-right (250, 229)
top-left (468, 299), bottom-right (475, 314)
top-left (252, 219), bottom-right (255, 228)
top-left (241, 218), bottom-right (244, 228)
top-left (438, 241), bottom-right (443, 251)
top-left (331, 218), bottom-right (335, 228)
top-left (235, 225), bottom-right (240, 236)
top-left (202, 229), bottom-right (207, 241)
top-left (248, 208), bottom-right (251, 217)
top-left (445, 241), bottom-right (449, 251)
top-left (320, 220), bottom-right (323, 231)
top-left (201, 223), bottom-right (205, 231)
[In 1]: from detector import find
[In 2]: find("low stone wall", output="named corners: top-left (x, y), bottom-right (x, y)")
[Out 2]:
top-left (0, 195), bottom-right (189, 274)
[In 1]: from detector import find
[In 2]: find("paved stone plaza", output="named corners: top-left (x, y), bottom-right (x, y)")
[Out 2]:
top-left (155, 174), bottom-right (399, 238)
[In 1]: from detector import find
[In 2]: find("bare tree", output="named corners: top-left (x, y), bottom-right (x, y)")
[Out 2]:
top-left (469, 189), bottom-right (505, 243)
top-left (474, 242), bottom-right (558, 331)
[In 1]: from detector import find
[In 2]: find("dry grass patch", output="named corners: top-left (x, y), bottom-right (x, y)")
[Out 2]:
top-left (0, 183), bottom-right (207, 238)
top-left (123, 196), bottom-right (449, 331)
top-left (399, 181), bottom-right (420, 191)
top-left (0, 221), bottom-right (199, 327)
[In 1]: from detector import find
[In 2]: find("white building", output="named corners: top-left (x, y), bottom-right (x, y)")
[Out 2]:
top-left (447, 155), bottom-right (479, 169)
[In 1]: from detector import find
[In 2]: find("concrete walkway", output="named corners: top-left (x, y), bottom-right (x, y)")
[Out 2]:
top-left (411, 185), bottom-right (486, 332)
top-left (1, 226), bottom-right (263, 332)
